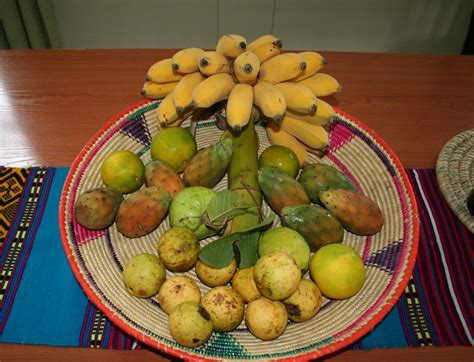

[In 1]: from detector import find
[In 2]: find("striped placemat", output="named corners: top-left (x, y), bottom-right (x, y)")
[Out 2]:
top-left (0, 166), bottom-right (471, 353)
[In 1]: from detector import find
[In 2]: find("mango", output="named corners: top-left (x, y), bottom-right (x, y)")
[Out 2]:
top-left (116, 186), bottom-right (170, 238)
top-left (258, 166), bottom-right (310, 215)
top-left (183, 138), bottom-right (233, 188)
top-left (298, 163), bottom-right (356, 204)
top-left (280, 204), bottom-right (344, 251)
top-left (145, 160), bottom-right (185, 198)
top-left (74, 187), bottom-right (123, 230)
top-left (320, 189), bottom-right (384, 235)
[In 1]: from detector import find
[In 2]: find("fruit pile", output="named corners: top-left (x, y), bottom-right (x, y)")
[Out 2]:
top-left (142, 34), bottom-right (342, 166)
top-left (74, 34), bottom-right (384, 348)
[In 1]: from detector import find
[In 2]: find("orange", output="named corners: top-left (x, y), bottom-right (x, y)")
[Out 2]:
top-left (259, 145), bottom-right (300, 178)
top-left (100, 150), bottom-right (145, 193)
top-left (309, 244), bottom-right (365, 299)
top-left (151, 127), bottom-right (197, 172)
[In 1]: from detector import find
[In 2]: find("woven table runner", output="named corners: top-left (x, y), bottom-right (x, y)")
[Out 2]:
top-left (0, 167), bottom-right (472, 351)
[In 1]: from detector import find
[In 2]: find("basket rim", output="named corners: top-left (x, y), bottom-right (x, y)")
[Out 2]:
top-left (58, 99), bottom-right (420, 361)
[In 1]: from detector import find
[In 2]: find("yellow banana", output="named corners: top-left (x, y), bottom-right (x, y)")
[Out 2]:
top-left (258, 53), bottom-right (306, 84)
top-left (171, 48), bottom-right (204, 73)
top-left (146, 58), bottom-right (183, 83)
top-left (286, 98), bottom-right (336, 126)
top-left (226, 83), bottom-right (254, 132)
top-left (247, 35), bottom-right (282, 63)
top-left (247, 34), bottom-right (281, 50)
top-left (216, 34), bottom-right (247, 58)
top-left (266, 120), bottom-right (309, 167)
top-left (253, 81), bottom-right (287, 122)
top-left (279, 114), bottom-right (329, 149)
top-left (291, 52), bottom-right (327, 81)
top-left (156, 91), bottom-right (178, 126)
top-left (140, 81), bottom-right (178, 99)
top-left (172, 72), bottom-right (205, 114)
top-left (297, 73), bottom-right (342, 97)
top-left (192, 73), bottom-right (235, 108)
top-left (233, 51), bottom-right (260, 85)
top-left (275, 82), bottom-right (317, 114)
top-left (157, 109), bottom-right (192, 130)
top-left (198, 51), bottom-right (230, 76)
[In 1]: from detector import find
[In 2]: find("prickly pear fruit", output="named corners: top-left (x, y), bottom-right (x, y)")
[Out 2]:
top-left (320, 189), bottom-right (384, 235)
top-left (280, 204), bottom-right (344, 251)
top-left (74, 187), bottom-right (124, 229)
top-left (298, 163), bottom-right (357, 204)
top-left (258, 166), bottom-right (310, 215)
top-left (145, 160), bottom-right (184, 198)
top-left (116, 186), bottom-right (170, 238)
top-left (183, 138), bottom-right (233, 188)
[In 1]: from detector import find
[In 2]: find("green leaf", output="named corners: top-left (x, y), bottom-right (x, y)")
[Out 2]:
top-left (235, 232), bottom-right (261, 268)
top-left (198, 234), bottom-right (239, 268)
top-left (198, 214), bottom-right (275, 268)
top-left (204, 190), bottom-right (250, 229)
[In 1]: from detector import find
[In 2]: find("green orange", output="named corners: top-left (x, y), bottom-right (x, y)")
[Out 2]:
top-left (151, 127), bottom-right (197, 173)
top-left (101, 150), bottom-right (145, 193)
top-left (259, 145), bottom-right (300, 178)
top-left (309, 244), bottom-right (365, 299)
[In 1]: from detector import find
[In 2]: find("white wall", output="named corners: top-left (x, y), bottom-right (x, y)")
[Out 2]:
top-left (53, 0), bottom-right (473, 53)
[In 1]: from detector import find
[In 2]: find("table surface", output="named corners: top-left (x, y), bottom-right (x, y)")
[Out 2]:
top-left (0, 49), bottom-right (473, 361)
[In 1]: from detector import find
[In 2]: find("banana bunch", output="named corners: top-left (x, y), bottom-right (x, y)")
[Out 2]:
top-left (141, 34), bottom-right (342, 161)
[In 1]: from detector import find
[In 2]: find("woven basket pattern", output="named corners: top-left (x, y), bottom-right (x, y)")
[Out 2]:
top-left (59, 100), bottom-right (419, 361)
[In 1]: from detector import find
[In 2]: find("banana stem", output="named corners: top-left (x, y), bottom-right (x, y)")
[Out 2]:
top-left (223, 107), bottom-right (262, 233)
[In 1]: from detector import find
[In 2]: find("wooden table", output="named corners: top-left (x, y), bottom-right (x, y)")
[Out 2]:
top-left (0, 50), bottom-right (472, 361)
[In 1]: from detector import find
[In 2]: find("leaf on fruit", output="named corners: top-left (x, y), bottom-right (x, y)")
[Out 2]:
top-left (235, 232), bottom-right (261, 268)
top-left (202, 190), bottom-right (250, 230)
top-left (198, 214), bottom-right (275, 268)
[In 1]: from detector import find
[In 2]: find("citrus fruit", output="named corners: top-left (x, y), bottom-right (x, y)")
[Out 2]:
top-left (259, 145), bottom-right (300, 178)
top-left (100, 150), bottom-right (145, 193)
top-left (259, 227), bottom-right (310, 271)
top-left (309, 244), bottom-right (365, 299)
top-left (151, 127), bottom-right (197, 172)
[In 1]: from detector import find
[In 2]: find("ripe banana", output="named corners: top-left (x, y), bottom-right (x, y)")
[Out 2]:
top-left (253, 81), bottom-right (287, 122)
top-left (266, 120), bottom-right (309, 167)
top-left (279, 114), bottom-right (329, 149)
top-left (156, 91), bottom-right (179, 126)
top-left (173, 72), bottom-right (205, 114)
top-left (275, 82), bottom-right (317, 114)
top-left (198, 51), bottom-right (230, 76)
top-left (157, 109), bottom-right (192, 130)
top-left (146, 59), bottom-right (183, 83)
top-left (171, 48), bottom-right (204, 73)
top-left (291, 52), bottom-right (327, 82)
top-left (140, 81), bottom-right (178, 99)
top-left (233, 51), bottom-right (260, 85)
top-left (286, 98), bottom-right (336, 126)
top-left (247, 34), bottom-right (281, 50)
top-left (258, 53), bottom-right (306, 84)
top-left (216, 34), bottom-right (247, 58)
top-left (297, 73), bottom-right (342, 97)
top-left (226, 83), bottom-right (254, 132)
top-left (247, 35), bottom-right (282, 63)
top-left (192, 73), bottom-right (235, 108)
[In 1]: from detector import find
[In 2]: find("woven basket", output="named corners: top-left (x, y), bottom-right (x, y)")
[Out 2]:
top-left (59, 99), bottom-right (419, 361)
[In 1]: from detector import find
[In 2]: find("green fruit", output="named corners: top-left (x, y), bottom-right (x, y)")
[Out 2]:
top-left (169, 186), bottom-right (217, 239)
top-left (280, 204), bottom-right (344, 251)
top-left (151, 127), bottom-right (197, 172)
top-left (168, 301), bottom-right (213, 347)
top-left (259, 145), bottom-right (300, 178)
top-left (157, 227), bottom-right (200, 272)
top-left (310, 244), bottom-right (365, 299)
top-left (122, 253), bottom-right (166, 298)
top-left (259, 227), bottom-right (310, 271)
top-left (101, 150), bottom-right (145, 193)
top-left (298, 163), bottom-right (356, 204)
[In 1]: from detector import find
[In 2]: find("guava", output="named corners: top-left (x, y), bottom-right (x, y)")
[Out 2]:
top-left (158, 276), bottom-right (201, 315)
top-left (122, 253), bottom-right (166, 298)
top-left (201, 286), bottom-right (245, 332)
top-left (168, 301), bottom-right (213, 347)
top-left (169, 186), bottom-right (217, 239)
top-left (245, 297), bottom-right (288, 340)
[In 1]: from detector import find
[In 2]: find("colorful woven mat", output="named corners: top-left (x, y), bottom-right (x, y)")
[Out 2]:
top-left (0, 167), bottom-right (472, 352)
